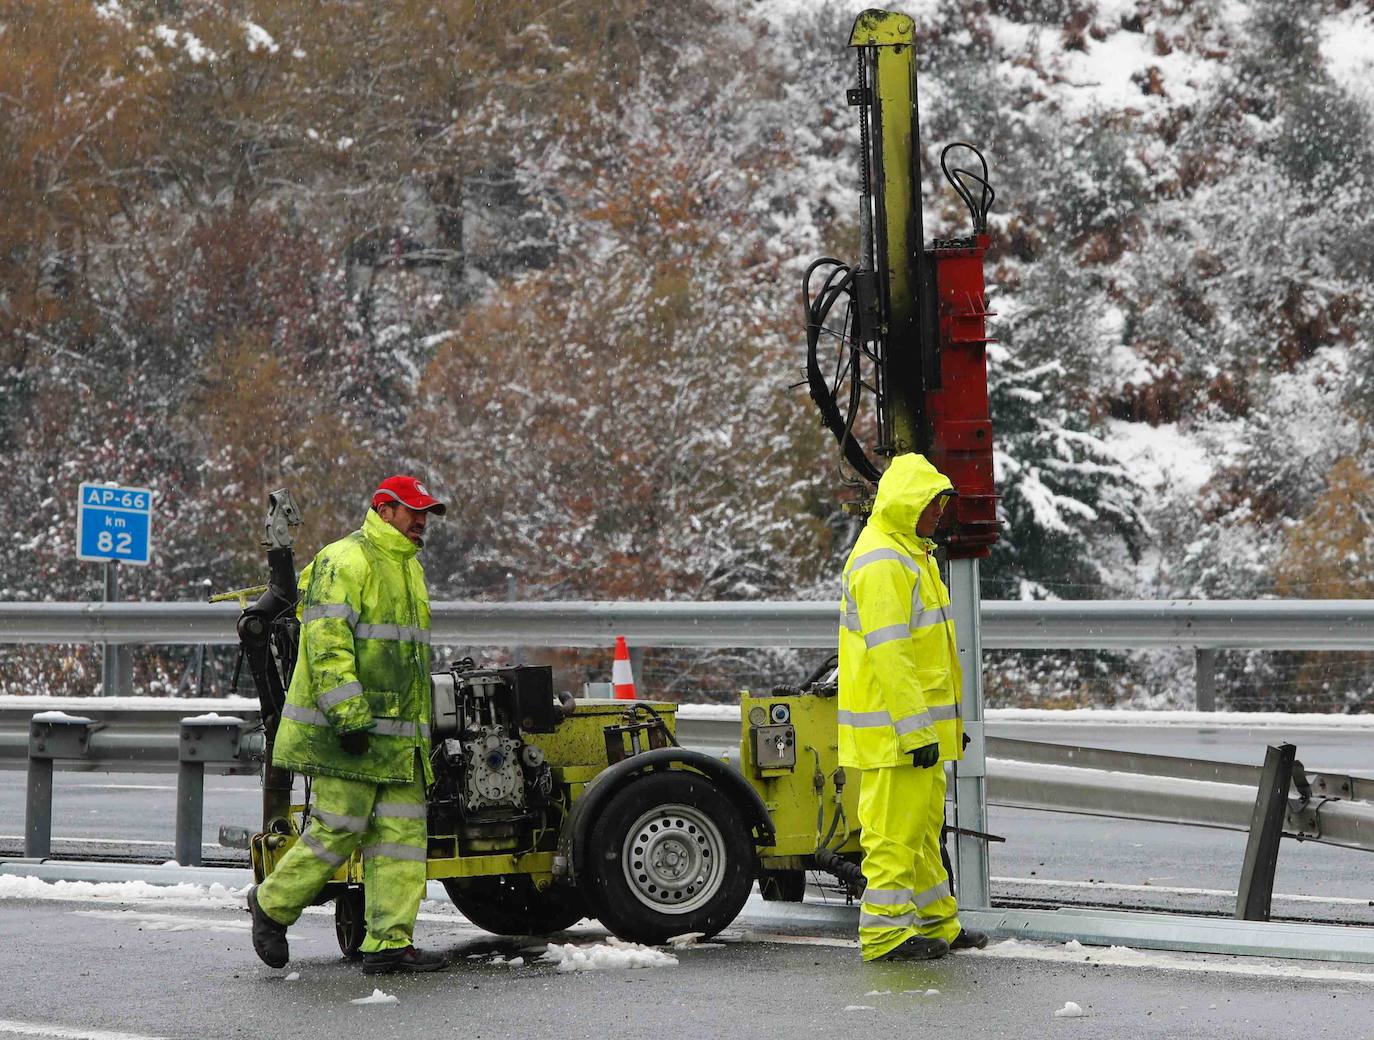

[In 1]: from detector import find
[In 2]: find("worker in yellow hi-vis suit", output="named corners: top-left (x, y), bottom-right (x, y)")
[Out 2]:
top-left (247, 475), bottom-right (450, 976)
top-left (838, 453), bottom-right (988, 961)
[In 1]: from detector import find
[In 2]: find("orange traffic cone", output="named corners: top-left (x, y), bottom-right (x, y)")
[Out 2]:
top-left (612, 636), bottom-right (637, 700)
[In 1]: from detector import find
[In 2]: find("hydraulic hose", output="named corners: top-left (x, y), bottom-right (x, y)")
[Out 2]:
top-left (815, 846), bottom-right (865, 889)
top-left (802, 258), bottom-right (883, 485)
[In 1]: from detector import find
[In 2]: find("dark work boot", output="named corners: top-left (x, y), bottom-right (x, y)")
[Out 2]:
top-left (874, 935), bottom-right (949, 962)
top-left (246, 885), bottom-right (289, 968)
top-left (361, 946), bottom-right (450, 975)
top-left (951, 928), bottom-right (990, 951)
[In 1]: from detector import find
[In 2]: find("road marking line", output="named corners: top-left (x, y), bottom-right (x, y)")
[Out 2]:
top-left (0, 1020), bottom-right (171, 1040)
top-left (993, 875), bottom-right (1374, 907)
top-left (0, 836), bottom-right (174, 848)
top-left (975, 938), bottom-right (1374, 984)
top-left (729, 929), bottom-right (857, 949)
top-left (72, 910), bottom-right (247, 932)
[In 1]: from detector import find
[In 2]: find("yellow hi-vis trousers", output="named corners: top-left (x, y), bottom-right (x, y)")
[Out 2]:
top-left (856, 762), bottom-right (961, 960)
top-left (255, 755), bottom-right (428, 953)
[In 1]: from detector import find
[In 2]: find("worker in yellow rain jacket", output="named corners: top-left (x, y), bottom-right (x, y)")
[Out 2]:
top-left (838, 453), bottom-right (988, 961)
top-left (247, 475), bottom-right (449, 976)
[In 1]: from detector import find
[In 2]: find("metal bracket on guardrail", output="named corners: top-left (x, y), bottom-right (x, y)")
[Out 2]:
top-left (175, 714), bottom-right (263, 866)
top-left (26, 713), bottom-right (106, 857)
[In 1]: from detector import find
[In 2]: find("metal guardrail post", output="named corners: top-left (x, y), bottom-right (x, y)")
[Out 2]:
top-left (1235, 742), bottom-right (1297, 921)
top-left (176, 715), bottom-right (250, 866)
top-left (26, 713), bottom-right (101, 857)
top-left (1195, 648), bottom-right (1217, 711)
top-left (949, 557), bottom-right (990, 910)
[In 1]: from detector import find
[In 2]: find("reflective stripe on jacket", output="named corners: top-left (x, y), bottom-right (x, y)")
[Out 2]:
top-left (272, 509), bottom-right (434, 785)
top-left (837, 453), bottom-right (963, 770)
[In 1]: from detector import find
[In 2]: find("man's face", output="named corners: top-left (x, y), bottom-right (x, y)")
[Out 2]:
top-left (915, 494), bottom-right (948, 538)
top-left (377, 502), bottom-right (429, 547)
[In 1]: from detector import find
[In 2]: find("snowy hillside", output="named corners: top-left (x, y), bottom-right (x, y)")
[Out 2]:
top-left (1, 0), bottom-right (1370, 708)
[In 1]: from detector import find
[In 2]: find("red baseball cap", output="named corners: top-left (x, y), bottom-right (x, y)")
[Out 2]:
top-left (372, 475), bottom-right (446, 516)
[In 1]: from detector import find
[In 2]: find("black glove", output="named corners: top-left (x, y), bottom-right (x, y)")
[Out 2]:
top-left (339, 730), bottom-right (370, 756)
top-left (910, 743), bottom-right (939, 769)
top-left (962, 731), bottom-right (971, 750)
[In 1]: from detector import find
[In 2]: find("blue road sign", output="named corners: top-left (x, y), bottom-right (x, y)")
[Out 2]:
top-left (77, 482), bottom-right (154, 566)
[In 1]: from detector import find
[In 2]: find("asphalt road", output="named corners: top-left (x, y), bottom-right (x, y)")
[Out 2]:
top-left (4, 890), bottom-right (1374, 1040)
top-left (4, 718), bottom-right (1374, 1038)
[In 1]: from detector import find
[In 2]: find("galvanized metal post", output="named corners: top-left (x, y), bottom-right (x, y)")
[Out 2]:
top-left (178, 715), bottom-right (247, 866)
top-left (102, 562), bottom-right (119, 696)
top-left (26, 713), bottom-right (99, 857)
top-left (175, 757), bottom-right (205, 866)
top-left (24, 754), bottom-right (54, 858)
top-left (1195, 648), bottom-right (1217, 711)
top-left (1235, 742), bottom-right (1296, 922)
top-left (949, 556), bottom-right (990, 909)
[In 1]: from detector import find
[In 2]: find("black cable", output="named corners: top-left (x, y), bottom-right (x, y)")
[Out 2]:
top-left (940, 142), bottom-right (995, 233)
top-left (802, 259), bottom-right (883, 484)
top-left (803, 654), bottom-right (839, 687)
top-left (630, 702), bottom-right (680, 748)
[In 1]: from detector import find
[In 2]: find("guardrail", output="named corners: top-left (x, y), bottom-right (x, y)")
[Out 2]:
top-left (19, 708), bottom-right (262, 866)
top-left (7, 598), bottom-right (1373, 712)
top-left (3, 599), bottom-right (1374, 649)
top-left (8, 702), bottom-right (1374, 894)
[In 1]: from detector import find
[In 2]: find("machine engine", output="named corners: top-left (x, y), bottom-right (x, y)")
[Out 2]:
top-left (427, 661), bottom-right (563, 852)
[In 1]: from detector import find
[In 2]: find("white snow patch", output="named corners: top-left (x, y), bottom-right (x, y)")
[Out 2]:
top-left (350, 989), bottom-right (399, 1006)
top-left (1321, 7), bottom-right (1374, 109)
top-left (0, 875), bottom-right (246, 907)
top-left (152, 25), bottom-right (215, 64)
top-left (94, 1), bottom-right (131, 27)
top-left (30, 710), bottom-right (94, 725)
top-left (863, 989), bottom-right (891, 997)
top-left (243, 21), bottom-right (279, 54)
top-left (1106, 418), bottom-right (1215, 500)
top-left (181, 712), bottom-right (243, 725)
top-left (1054, 1001), bottom-right (1086, 1019)
top-left (285, 972), bottom-right (300, 981)
top-left (0, 695), bottom-right (258, 712)
top-left (664, 931), bottom-right (723, 950)
top-left (506, 956), bottom-right (524, 967)
top-left (842, 1005), bottom-right (876, 1012)
top-left (540, 939), bottom-right (678, 972)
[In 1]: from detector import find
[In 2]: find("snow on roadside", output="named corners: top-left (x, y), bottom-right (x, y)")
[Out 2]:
top-left (0, 875), bottom-right (245, 907)
top-left (541, 939), bottom-right (678, 972)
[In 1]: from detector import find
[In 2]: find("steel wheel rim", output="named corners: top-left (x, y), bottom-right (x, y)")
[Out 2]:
top-left (620, 801), bottom-right (725, 915)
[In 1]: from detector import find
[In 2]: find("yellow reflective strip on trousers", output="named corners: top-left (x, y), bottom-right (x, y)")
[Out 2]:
top-left (856, 764), bottom-right (961, 960)
top-left (254, 753), bottom-right (427, 952)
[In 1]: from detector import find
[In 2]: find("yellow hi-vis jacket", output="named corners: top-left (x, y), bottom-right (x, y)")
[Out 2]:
top-left (272, 509), bottom-right (434, 785)
top-left (838, 453), bottom-right (964, 770)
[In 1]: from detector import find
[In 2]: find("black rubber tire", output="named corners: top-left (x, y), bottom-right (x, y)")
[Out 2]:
top-left (334, 885), bottom-right (365, 960)
top-left (583, 770), bottom-right (756, 945)
top-left (442, 874), bottom-right (588, 936)
top-left (758, 869), bottom-right (807, 902)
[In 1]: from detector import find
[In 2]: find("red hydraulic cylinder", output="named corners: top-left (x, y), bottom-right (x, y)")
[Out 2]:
top-left (925, 233), bottom-right (998, 559)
